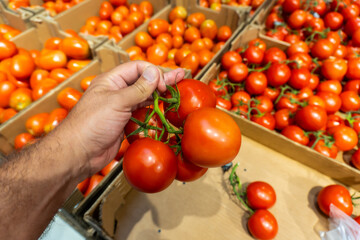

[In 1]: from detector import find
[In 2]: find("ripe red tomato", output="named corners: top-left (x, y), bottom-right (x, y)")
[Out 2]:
top-left (221, 51), bottom-right (242, 70)
top-left (266, 63), bottom-right (291, 87)
top-left (100, 159), bottom-right (119, 176)
top-left (317, 185), bottom-right (353, 216)
top-left (228, 63), bottom-right (248, 83)
top-left (316, 92), bottom-right (342, 114)
top-left (123, 138), bottom-right (177, 193)
top-left (164, 79), bottom-right (216, 128)
top-left (317, 80), bottom-right (342, 95)
top-left (44, 108), bottom-right (68, 134)
top-left (84, 174), bottom-right (104, 197)
top-left (175, 153), bottom-right (208, 182)
top-left (321, 58), bottom-right (347, 81)
top-left (328, 125), bottom-right (358, 151)
top-left (245, 72), bottom-right (267, 95)
top-left (340, 91), bottom-right (360, 112)
top-left (281, 125), bottom-right (309, 145)
top-left (346, 57), bottom-right (360, 79)
top-left (288, 10), bottom-right (307, 29)
top-left (263, 47), bottom-right (286, 64)
top-left (57, 87), bottom-right (83, 111)
top-left (326, 114), bottom-right (345, 130)
top-left (274, 109), bottom-right (294, 130)
top-left (309, 139), bottom-right (338, 159)
top-left (243, 46), bottom-right (264, 64)
top-left (295, 105), bottom-right (327, 131)
top-left (275, 92), bottom-right (299, 113)
top-left (248, 209), bottom-right (278, 240)
top-left (181, 108), bottom-right (241, 168)
top-left (14, 132), bottom-right (35, 150)
top-left (216, 97), bottom-right (232, 110)
top-left (231, 91), bottom-right (250, 106)
top-left (251, 95), bottom-right (273, 113)
top-left (124, 107), bottom-right (167, 143)
top-left (247, 181), bottom-right (276, 209)
top-left (288, 68), bottom-right (310, 90)
top-left (351, 149), bottom-right (360, 170)
top-left (251, 112), bottom-right (276, 130)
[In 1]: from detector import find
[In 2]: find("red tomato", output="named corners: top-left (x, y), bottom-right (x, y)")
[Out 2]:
top-left (274, 109), bottom-right (294, 130)
top-left (295, 105), bottom-right (327, 131)
top-left (124, 107), bottom-right (167, 143)
top-left (115, 137), bottom-right (130, 160)
top-left (327, 114), bottom-right (345, 130)
top-left (243, 46), bottom-right (264, 64)
top-left (321, 58), bottom-right (347, 81)
top-left (281, 125), bottom-right (309, 145)
top-left (228, 63), bottom-right (248, 83)
top-left (216, 97), bottom-right (232, 110)
top-left (248, 209), bottom-right (278, 240)
top-left (263, 47), bottom-right (286, 64)
top-left (317, 185), bottom-right (353, 216)
top-left (164, 79), bottom-right (216, 128)
top-left (208, 78), bottom-right (228, 96)
top-left (57, 87), bottom-right (83, 111)
top-left (251, 112), bottom-right (276, 130)
top-left (181, 108), bottom-right (241, 168)
top-left (14, 132), bottom-right (35, 150)
top-left (123, 138), bottom-right (177, 193)
top-left (84, 174), bottom-right (104, 197)
top-left (317, 80), bottom-right (342, 95)
top-left (247, 181), bottom-right (276, 209)
top-left (231, 91), bottom-right (250, 106)
top-left (316, 91), bottom-right (342, 114)
top-left (44, 108), bottom-right (68, 134)
top-left (221, 51), bottom-right (242, 70)
top-left (340, 91), bottom-right (360, 112)
top-left (275, 92), bottom-right (299, 113)
top-left (328, 125), bottom-right (358, 151)
top-left (175, 153), bottom-right (208, 182)
top-left (288, 68), bottom-right (310, 90)
top-left (266, 63), bottom-right (291, 87)
top-left (251, 95), bottom-right (273, 113)
top-left (351, 149), bottom-right (360, 170)
top-left (309, 139), bottom-right (338, 159)
top-left (25, 113), bottom-right (49, 137)
top-left (346, 57), bottom-right (360, 79)
top-left (245, 72), bottom-right (267, 95)
top-left (100, 159), bottom-right (119, 176)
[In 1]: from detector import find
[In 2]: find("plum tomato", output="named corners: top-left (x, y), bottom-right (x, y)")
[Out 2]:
top-left (14, 132), bottom-right (35, 150)
top-left (164, 79), bottom-right (216, 128)
top-left (317, 184), bottom-right (353, 216)
top-left (123, 138), bottom-right (177, 193)
top-left (57, 87), bottom-right (83, 111)
top-left (84, 174), bottom-right (104, 197)
top-left (181, 107), bottom-right (241, 168)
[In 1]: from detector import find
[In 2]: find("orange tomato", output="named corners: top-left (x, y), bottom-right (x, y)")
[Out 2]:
top-left (126, 46), bottom-right (144, 60)
top-left (217, 25), bottom-right (232, 42)
top-left (84, 174), bottom-right (104, 197)
top-left (115, 6), bottom-right (130, 18)
top-left (170, 18), bottom-right (186, 36)
top-left (9, 87), bottom-right (32, 111)
top-left (203, 37), bottom-right (214, 50)
top-left (86, 16), bottom-right (101, 27)
top-left (0, 71), bottom-right (7, 82)
top-left (129, 3), bottom-right (140, 13)
top-left (156, 33), bottom-right (173, 49)
top-left (49, 68), bottom-right (73, 83)
top-left (180, 52), bottom-right (200, 76)
top-left (187, 12), bottom-right (206, 28)
top-left (44, 37), bottom-right (63, 50)
top-left (14, 132), bottom-right (34, 150)
top-left (146, 44), bottom-right (168, 65)
top-left (32, 78), bottom-right (58, 101)
top-left (200, 19), bottom-right (218, 40)
top-left (25, 112), bottom-right (49, 137)
top-left (184, 27), bottom-right (201, 43)
top-left (119, 20), bottom-right (135, 35)
top-left (198, 49), bottom-right (215, 67)
top-left (96, 20), bottom-right (113, 34)
top-left (212, 41), bottom-right (225, 53)
top-left (59, 37), bottom-right (90, 60)
top-left (99, 7), bottom-right (113, 20)
top-left (127, 11), bottom-right (145, 27)
top-left (29, 49), bottom-right (41, 65)
top-left (115, 137), bottom-right (130, 159)
top-left (57, 87), bottom-right (83, 111)
top-left (0, 81), bottom-right (16, 108)
top-left (0, 39), bottom-right (17, 60)
top-left (0, 108), bottom-right (17, 123)
top-left (139, 1), bottom-right (153, 17)
top-left (80, 75), bottom-right (96, 91)
top-left (10, 54), bottom-right (35, 79)
top-left (168, 6), bottom-right (187, 23)
top-left (44, 108), bottom-right (68, 133)
top-left (190, 38), bottom-right (207, 52)
top-left (30, 69), bottom-right (50, 89)
top-left (174, 48), bottom-right (191, 65)
top-left (67, 60), bottom-right (91, 72)
top-left (38, 50), bottom-right (68, 70)
top-left (135, 31), bottom-right (154, 50)
top-left (110, 11), bottom-right (124, 25)
top-left (77, 178), bottom-right (90, 194)
top-left (168, 48), bottom-right (178, 60)
top-left (109, 26), bottom-right (123, 42)
top-left (172, 35), bottom-right (184, 49)
top-left (148, 19), bottom-right (170, 37)
top-left (100, 159), bottom-right (119, 176)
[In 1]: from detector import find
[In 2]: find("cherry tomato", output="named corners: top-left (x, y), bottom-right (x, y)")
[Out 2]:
top-left (187, 12), bottom-right (206, 28)
top-left (248, 209), bottom-right (278, 240)
top-left (274, 109), bottom-right (294, 130)
top-left (317, 80), bottom-right (342, 95)
top-left (25, 113), bottom-right (49, 137)
top-left (44, 108), bottom-right (68, 134)
top-left (77, 178), bottom-right (90, 194)
top-left (351, 149), bottom-right (360, 170)
top-left (266, 63), bottom-right (291, 87)
top-left (0, 39), bottom-right (17, 60)
top-left (10, 54), bottom-right (35, 80)
top-left (346, 57), bottom-right (360, 80)
top-left (200, 19), bottom-right (218, 40)
top-left (123, 138), bottom-right (177, 193)
top-left (181, 107), bottom-right (242, 168)
top-left (328, 125), bottom-right (358, 151)
top-left (100, 159), bottom-right (119, 176)
top-left (146, 43), bottom-right (168, 65)
top-left (0, 108), bottom-right (17, 123)
top-left (281, 125), bottom-right (309, 145)
top-left (288, 68), bottom-right (310, 90)
top-left (32, 78), bottom-right (58, 101)
top-left (309, 139), bottom-right (338, 159)
top-left (9, 87), bottom-right (32, 111)
top-left (175, 153), bottom-right (208, 182)
top-left (14, 132), bottom-right (35, 150)
top-left (38, 50), bottom-right (67, 70)
top-left (247, 181), bottom-right (276, 209)
top-left (321, 58), bottom-right (347, 81)
top-left (243, 46), bottom-right (264, 64)
top-left (148, 19), bottom-right (169, 38)
top-left (0, 81), bottom-right (16, 108)
top-left (228, 63), bottom-right (248, 83)
top-left (57, 87), bottom-right (83, 111)
top-left (49, 68), bottom-right (73, 83)
top-left (295, 105), bottom-right (327, 131)
top-left (216, 97), bottom-right (232, 110)
top-left (221, 51), bottom-right (242, 70)
top-left (317, 185), bottom-right (353, 216)
top-left (84, 174), bottom-right (104, 197)
top-left (340, 91), bottom-right (360, 112)
top-left (67, 60), bottom-right (91, 72)
top-left (263, 47), bottom-right (286, 64)
top-left (316, 91), bottom-right (342, 114)
top-left (251, 112), bottom-right (276, 130)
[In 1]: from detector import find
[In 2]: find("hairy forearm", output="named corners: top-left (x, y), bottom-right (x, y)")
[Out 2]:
top-left (0, 123), bottom-right (89, 240)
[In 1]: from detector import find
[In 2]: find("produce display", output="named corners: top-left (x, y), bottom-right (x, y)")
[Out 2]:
top-left (3, 0), bottom-right (360, 239)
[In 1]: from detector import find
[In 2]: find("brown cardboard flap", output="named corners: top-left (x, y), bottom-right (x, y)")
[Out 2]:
top-left (0, 0), bottom-right (34, 30)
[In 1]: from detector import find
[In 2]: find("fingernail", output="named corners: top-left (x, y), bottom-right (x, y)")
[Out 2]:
top-left (142, 66), bottom-right (158, 82)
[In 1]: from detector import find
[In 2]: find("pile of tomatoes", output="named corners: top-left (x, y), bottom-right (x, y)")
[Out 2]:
top-left (126, 6), bottom-right (233, 76)
top-left (199, 0), bottom-right (264, 15)
top-left (123, 79), bottom-right (242, 193)
top-left (7, 0), bottom-right (85, 16)
top-left (79, 1), bottom-right (154, 42)
top-left (0, 24), bottom-right (21, 40)
top-left (0, 35), bottom-right (91, 124)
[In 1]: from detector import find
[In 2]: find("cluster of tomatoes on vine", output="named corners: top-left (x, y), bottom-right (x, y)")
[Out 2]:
top-left (0, 34), bottom-right (91, 124)
top-left (122, 78), bottom-right (242, 193)
top-left (126, 6), bottom-right (233, 76)
top-left (79, 0), bottom-right (154, 42)
top-left (198, 0), bottom-right (264, 15)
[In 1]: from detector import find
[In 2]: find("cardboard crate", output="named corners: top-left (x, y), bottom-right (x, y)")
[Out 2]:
top-left (82, 134), bottom-right (360, 240)
top-left (117, 0), bottom-right (249, 80)
top-left (199, 26), bottom-right (360, 191)
top-left (0, 0), bottom-right (36, 30)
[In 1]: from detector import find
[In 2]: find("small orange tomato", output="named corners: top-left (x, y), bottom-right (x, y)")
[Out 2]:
top-left (172, 35), bottom-right (184, 49)
top-left (96, 20), bottom-right (113, 34)
top-left (30, 69), bottom-right (50, 89)
top-left (65, 29), bottom-right (79, 37)
top-left (217, 25), bottom-right (232, 42)
top-left (129, 3), bottom-right (140, 13)
top-left (190, 38), bottom-right (206, 52)
top-left (146, 43), bottom-right (168, 65)
top-left (99, 7), bottom-right (113, 20)
top-left (168, 6), bottom-right (187, 23)
top-left (184, 27), bottom-right (201, 43)
top-left (135, 31), bottom-right (154, 50)
top-left (10, 54), bottom-right (35, 80)
top-left (115, 137), bottom-right (130, 159)
top-left (198, 49), bottom-right (215, 67)
top-left (0, 39), bottom-right (17, 60)
top-left (77, 178), bottom-right (90, 194)
top-left (156, 33), bottom-right (173, 49)
top-left (148, 19), bottom-right (170, 38)
top-left (3, 29), bottom-right (21, 40)
top-left (80, 25), bottom-right (95, 35)
top-left (8, 74), bottom-right (29, 88)
top-left (84, 174), bottom-right (104, 197)
top-left (0, 71), bottom-right (7, 82)
top-left (119, 20), bottom-right (135, 35)
top-left (44, 37), bottom-right (63, 50)
top-left (38, 50), bottom-right (68, 70)
top-left (200, 19), bottom-right (218, 40)
top-left (139, 1), bottom-right (153, 17)
top-left (187, 12), bottom-right (206, 28)
top-left (174, 48), bottom-right (191, 65)
top-left (115, 5), bottom-right (129, 18)
top-left (168, 48), bottom-right (178, 60)
top-left (110, 11), bottom-right (123, 25)
top-left (0, 81), bottom-right (16, 108)
top-left (59, 37), bottom-right (90, 60)
top-left (212, 41), bottom-right (225, 53)
top-left (100, 159), bottom-right (119, 176)
top-left (49, 68), bottom-right (73, 83)
top-left (0, 108), bottom-right (17, 123)
top-left (29, 49), bottom-right (41, 65)
top-left (25, 112), bottom-right (50, 137)
top-left (9, 87), bottom-right (32, 111)
top-left (180, 52), bottom-right (200, 76)
top-left (170, 18), bottom-right (186, 36)
top-left (203, 37), bottom-right (214, 50)
top-left (109, 26), bottom-right (123, 42)
top-left (67, 60), bottom-right (91, 72)
top-left (80, 75), bottom-right (96, 91)
top-left (32, 78), bottom-right (58, 101)
top-left (57, 87), bottom-right (83, 111)
top-left (44, 108), bottom-right (68, 133)
top-left (14, 132), bottom-right (35, 150)
top-left (126, 46), bottom-right (144, 60)
top-left (86, 16), bottom-right (101, 27)
top-left (127, 11), bottom-right (145, 27)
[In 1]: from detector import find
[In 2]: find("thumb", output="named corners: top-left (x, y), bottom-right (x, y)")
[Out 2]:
top-left (119, 65), bottom-right (161, 108)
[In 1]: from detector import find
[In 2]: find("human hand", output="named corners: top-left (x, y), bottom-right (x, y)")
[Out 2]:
top-left (59, 61), bottom-right (185, 178)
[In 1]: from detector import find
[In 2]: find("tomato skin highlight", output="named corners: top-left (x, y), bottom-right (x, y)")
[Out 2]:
top-left (317, 184), bottom-right (353, 216)
top-left (181, 107), bottom-right (241, 168)
top-left (123, 138), bottom-right (177, 193)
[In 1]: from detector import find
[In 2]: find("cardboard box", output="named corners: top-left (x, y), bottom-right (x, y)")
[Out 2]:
top-left (0, 0), bottom-right (35, 31)
top-left (199, 26), bottom-right (360, 192)
top-left (117, 0), bottom-right (249, 80)
top-left (82, 134), bottom-right (360, 240)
